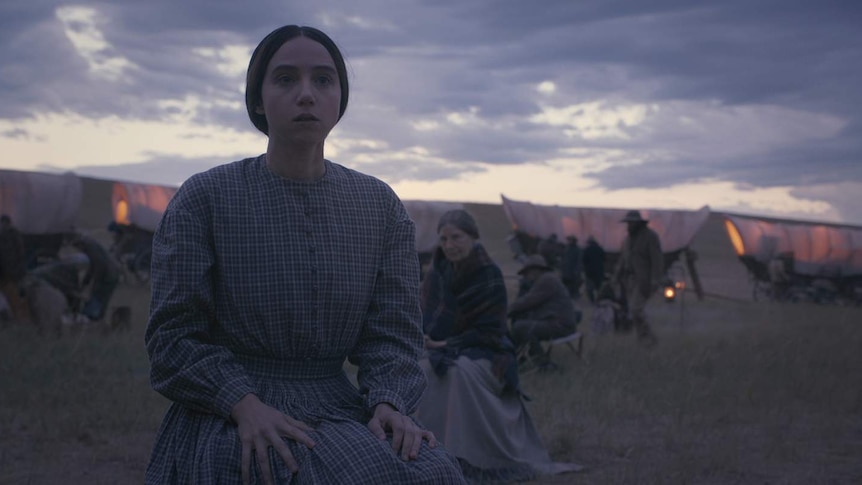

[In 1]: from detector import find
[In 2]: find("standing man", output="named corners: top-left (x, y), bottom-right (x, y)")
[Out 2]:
top-left (613, 210), bottom-right (662, 347)
top-left (582, 236), bottom-right (606, 303)
top-left (560, 235), bottom-right (583, 299)
top-left (537, 233), bottom-right (562, 270)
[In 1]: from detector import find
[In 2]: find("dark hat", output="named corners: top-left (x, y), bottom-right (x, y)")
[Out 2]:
top-left (620, 210), bottom-right (648, 223)
top-left (518, 254), bottom-right (551, 275)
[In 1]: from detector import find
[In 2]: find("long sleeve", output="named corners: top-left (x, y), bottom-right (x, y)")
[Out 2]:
top-left (508, 273), bottom-right (555, 316)
top-left (349, 202), bottom-right (426, 416)
top-left (144, 184), bottom-right (255, 419)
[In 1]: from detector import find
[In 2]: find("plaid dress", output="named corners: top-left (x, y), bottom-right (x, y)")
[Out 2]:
top-left (144, 156), bottom-right (465, 484)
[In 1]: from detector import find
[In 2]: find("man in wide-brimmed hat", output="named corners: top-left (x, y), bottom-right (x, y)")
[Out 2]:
top-left (613, 210), bottom-right (662, 347)
top-left (508, 254), bottom-right (579, 367)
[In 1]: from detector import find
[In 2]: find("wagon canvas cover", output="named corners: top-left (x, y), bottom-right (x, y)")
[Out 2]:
top-left (112, 181), bottom-right (178, 233)
top-left (0, 169), bottom-right (82, 234)
top-left (501, 195), bottom-right (710, 254)
top-left (723, 214), bottom-right (862, 278)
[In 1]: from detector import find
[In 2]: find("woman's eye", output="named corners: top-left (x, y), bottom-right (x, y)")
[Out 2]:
top-left (315, 75), bottom-right (333, 86)
top-left (276, 75), bottom-right (295, 84)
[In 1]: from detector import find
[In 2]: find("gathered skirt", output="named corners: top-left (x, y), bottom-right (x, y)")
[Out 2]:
top-left (415, 356), bottom-right (582, 483)
top-left (145, 358), bottom-right (466, 484)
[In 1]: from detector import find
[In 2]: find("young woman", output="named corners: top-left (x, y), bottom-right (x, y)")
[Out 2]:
top-left (144, 25), bottom-right (465, 485)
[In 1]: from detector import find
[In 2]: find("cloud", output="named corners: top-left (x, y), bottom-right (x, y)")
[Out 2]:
top-left (0, 0), bottom-right (860, 224)
top-left (790, 182), bottom-right (862, 226)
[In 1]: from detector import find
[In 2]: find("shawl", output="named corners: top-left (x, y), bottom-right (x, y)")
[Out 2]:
top-left (420, 243), bottom-right (520, 395)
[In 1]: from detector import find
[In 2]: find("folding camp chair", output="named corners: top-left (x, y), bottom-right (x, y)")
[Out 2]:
top-left (545, 331), bottom-right (584, 361)
top-left (518, 330), bottom-right (584, 374)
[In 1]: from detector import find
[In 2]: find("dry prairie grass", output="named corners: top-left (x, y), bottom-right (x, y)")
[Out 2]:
top-left (1, 284), bottom-right (861, 484)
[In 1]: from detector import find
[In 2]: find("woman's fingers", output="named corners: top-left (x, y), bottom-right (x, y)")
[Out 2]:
top-left (401, 419), bottom-right (418, 461)
top-left (270, 437), bottom-right (300, 475)
top-left (424, 429), bottom-right (438, 448)
top-left (389, 416), bottom-right (405, 456)
top-left (255, 438), bottom-right (275, 485)
top-left (284, 416), bottom-right (316, 437)
top-left (281, 417), bottom-right (316, 449)
top-left (241, 440), bottom-right (252, 485)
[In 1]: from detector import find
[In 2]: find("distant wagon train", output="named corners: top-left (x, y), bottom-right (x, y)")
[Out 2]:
top-left (500, 195), bottom-right (711, 299)
top-left (0, 169), bottom-right (84, 328)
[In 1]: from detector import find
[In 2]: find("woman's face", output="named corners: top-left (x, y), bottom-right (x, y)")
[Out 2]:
top-left (256, 36), bottom-right (341, 145)
top-left (438, 224), bottom-right (475, 263)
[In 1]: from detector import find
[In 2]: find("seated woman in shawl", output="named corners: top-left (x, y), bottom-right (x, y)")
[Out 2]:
top-left (414, 209), bottom-right (581, 483)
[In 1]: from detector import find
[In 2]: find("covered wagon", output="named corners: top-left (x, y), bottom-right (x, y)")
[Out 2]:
top-left (0, 168), bottom-right (82, 265)
top-left (723, 214), bottom-right (862, 303)
top-left (109, 181), bottom-right (178, 284)
top-left (500, 195), bottom-right (711, 298)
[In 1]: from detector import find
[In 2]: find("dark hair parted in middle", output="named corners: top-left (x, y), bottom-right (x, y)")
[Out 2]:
top-left (437, 209), bottom-right (480, 240)
top-left (245, 25), bottom-right (349, 135)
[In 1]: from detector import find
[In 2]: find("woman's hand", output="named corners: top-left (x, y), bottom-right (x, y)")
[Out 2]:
top-left (367, 402), bottom-right (437, 461)
top-left (423, 335), bottom-right (447, 350)
top-left (231, 393), bottom-right (316, 485)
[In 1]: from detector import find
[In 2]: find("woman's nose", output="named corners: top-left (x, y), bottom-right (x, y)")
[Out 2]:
top-left (297, 79), bottom-right (315, 105)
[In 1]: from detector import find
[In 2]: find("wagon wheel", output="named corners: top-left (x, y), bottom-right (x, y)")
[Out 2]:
top-left (133, 248), bottom-right (152, 285)
top-left (751, 276), bottom-right (761, 301)
top-left (751, 278), bottom-right (771, 302)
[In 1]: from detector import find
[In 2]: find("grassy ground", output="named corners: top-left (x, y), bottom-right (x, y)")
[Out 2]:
top-left (2, 283), bottom-right (860, 484)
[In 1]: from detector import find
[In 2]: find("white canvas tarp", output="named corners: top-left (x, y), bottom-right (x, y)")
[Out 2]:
top-left (112, 181), bottom-right (178, 232)
top-left (402, 200), bottom-right (464, 253)
top-left (723, 215), bottom-right (862, 277)
top-left (501, 195), bottom-right (710, 254)
top-left (0, 169), bottom-right (82, 234)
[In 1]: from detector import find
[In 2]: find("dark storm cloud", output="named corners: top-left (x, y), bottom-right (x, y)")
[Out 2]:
top-left (1, 0), bottom-right (861, 208)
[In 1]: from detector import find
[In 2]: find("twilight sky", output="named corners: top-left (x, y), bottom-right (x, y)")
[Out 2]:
top-left (1, 1), bottom-right (860, 224)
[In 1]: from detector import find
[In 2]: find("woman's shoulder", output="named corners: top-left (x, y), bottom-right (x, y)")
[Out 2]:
top-left (328, 161), bottom-right (396, 197)
top-left (327, 161), bottom-right (406, 217)
top-left (187, 157), bottom-right (257, 187)
top-left (471, 245), bottom-right (505, 277)
top-left (170, 157), bottom-right (259, 210)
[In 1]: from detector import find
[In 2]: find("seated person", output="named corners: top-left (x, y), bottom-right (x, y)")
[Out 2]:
top-left (65, 232), bottom-right (120, 321)
top-left (416, 210), bottom-right (581, 483)
top-left (591, 282), bottom-right (623, 336)
top-left (508, 255), bottom-right (579, 367)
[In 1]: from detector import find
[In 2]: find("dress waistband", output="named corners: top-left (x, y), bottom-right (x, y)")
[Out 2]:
top-left (236, 354), bottom-right (345, 380)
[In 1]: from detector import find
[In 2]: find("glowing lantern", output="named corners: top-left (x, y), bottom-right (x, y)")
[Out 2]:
top-left (663, 284), bottom-right (676, 302)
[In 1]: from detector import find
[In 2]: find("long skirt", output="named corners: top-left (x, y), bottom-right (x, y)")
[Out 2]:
top-left (145, 359), bottom-right (466, 484)
top-left (415, 356), bottom-right (582, 483)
